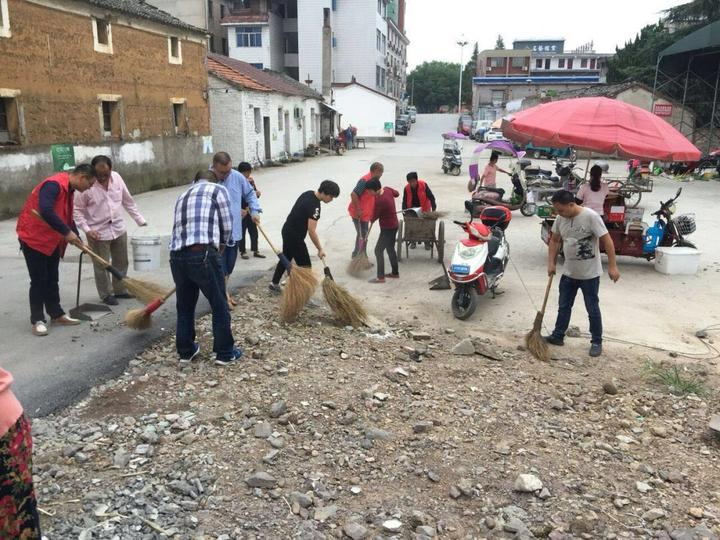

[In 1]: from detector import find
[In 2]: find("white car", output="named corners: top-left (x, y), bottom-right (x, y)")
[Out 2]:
top-left (484, 128), bottom-right (507, 143)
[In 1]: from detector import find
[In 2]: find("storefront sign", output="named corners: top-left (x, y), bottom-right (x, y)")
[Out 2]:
top-left (653, 103), bottom-right (673, 117)
top-left (51, 144), bottom-right (76, 172)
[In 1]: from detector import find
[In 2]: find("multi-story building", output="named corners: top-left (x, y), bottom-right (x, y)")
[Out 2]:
top-left (472, 38), bottom-right (611, 111)
top-left (0, 0), bottom-right (210, 217)
top-left (149, 0), bottom-right (234, 55)
top-left (220, 0), bottom-right (406, 101)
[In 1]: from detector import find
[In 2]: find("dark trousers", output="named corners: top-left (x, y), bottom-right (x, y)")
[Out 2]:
top-left (170, 248), bottom-right (235, 360)
top-left (551, 275), bottom-right (602, 344)
top-left (272, 233), bottom-right (310, 284)
top-left (374, 228), bottom-right (398, 278)
top-left (239, 213), bottom-right (259, 253)
top-left (352, 219), bottom-right (369, 257)
top-left (20, 241), bottom-right (64, 324)
top-left (220, 243), bottom-right (238, 277)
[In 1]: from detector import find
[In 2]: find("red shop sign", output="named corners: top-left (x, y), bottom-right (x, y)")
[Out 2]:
top-left (653, 103), bottom-right (673, 117)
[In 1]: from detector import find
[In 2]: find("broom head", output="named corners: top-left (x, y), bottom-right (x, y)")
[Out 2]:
top-left (123, 278), bottom-right (172, 305)
top-left (280, 264), bottom-right (318, 322)
top-left (346, 253), bottom-right (372, 277)
top-left (525, 311), bottom-right (549, 362)
top-left (322, 276), bottom-right (367, 327)
top-left (124, 307), bottom-right (153, 330)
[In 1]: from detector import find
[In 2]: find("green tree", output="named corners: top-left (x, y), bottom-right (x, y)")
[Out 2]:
top-left (495, 35), bottom-right (505, 50)
top-left (407, 61), bottom-right (462, 113)
top-left (663, 0), bottom-right (720, 24)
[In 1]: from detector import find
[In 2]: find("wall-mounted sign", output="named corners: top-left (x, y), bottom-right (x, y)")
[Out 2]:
top-left (51, 144), bottom-right (76, 172)
top-left (653, 103), bottom-right (673, 117)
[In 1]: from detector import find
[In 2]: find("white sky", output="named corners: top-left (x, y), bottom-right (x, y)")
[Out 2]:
top-left (405, 0), bottom-right (688, 69)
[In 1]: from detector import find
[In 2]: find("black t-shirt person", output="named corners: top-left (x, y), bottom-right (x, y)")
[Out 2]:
top-left (283, 190), bottom-right (321, 239)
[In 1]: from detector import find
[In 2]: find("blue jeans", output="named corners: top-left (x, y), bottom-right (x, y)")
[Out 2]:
top-left (221, 242), bottom-right (239, 276)
top-left (551, 275), bottom-right (602, 345)
top-left (170, 248), bottom-right (235, 360)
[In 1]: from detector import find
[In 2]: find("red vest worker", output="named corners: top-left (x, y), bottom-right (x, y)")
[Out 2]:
top-left (348, 162), bottom-right (384, 258)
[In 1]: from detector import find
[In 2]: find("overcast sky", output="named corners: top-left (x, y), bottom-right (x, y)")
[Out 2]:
top-left (405, 0), bottom-right (687, 69)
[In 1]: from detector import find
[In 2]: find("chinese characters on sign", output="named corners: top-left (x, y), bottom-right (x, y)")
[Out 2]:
top-left (532, 45), bottom-right (558, 52)
top-left (51, 144), bottom-right (76, 172)
top-left (653, 103), bottom-right (673, 117)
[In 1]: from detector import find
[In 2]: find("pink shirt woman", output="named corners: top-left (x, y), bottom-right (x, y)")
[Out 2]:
top-left (577, 164), bottom-right (610, 216)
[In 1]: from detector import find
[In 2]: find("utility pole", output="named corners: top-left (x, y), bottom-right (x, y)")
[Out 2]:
top-left (457, 37), bottom-right (468, 114)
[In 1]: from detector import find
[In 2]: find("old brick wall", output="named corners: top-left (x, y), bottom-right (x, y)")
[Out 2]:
top-left (0, 0), bottom-right (209, 144)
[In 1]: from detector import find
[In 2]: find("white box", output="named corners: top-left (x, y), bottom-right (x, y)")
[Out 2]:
top-left (654, 246), bottom-right (701, 275)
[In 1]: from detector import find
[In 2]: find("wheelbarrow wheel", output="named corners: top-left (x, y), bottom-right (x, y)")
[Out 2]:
top-left (396, 221), bottom-right (404, 262)
top-left (437, 220), bottom-right (445, 263)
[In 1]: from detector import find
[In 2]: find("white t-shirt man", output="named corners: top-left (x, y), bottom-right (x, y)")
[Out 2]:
top-left (551, 207), bottom-right (609, 280)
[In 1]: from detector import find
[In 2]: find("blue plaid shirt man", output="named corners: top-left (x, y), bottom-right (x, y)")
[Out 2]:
top-left (169, 181), bottom-right (232, 251)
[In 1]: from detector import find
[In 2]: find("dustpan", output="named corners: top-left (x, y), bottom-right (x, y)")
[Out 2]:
top-left (428, 260), bottom-right (451, 290)
top-left (69, 252), bottom-right (112, 321)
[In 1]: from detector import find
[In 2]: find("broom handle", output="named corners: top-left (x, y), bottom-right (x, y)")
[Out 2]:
top-left (539, 273), bottom-right (554, 315)
top-left (256, 223), bottom-right (280, 255)
top-left (144, 287), bottom-right (177, 315)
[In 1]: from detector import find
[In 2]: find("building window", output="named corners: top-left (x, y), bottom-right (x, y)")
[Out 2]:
top-left (581, 58), bottom-right (588, 68)
top-left (332, 0), bottom-right (337, 10)
top-left (567, 58), bottom-right (574, 69)
top-left (377, 0), bottom-right (381, 14)
top-left (0, 0), bottom-right (11, 38)
top-left (491, 89), bottom-right (505, 105)
top-left (208, 0), bottom-right (213, 16)
top-left (285, 32), bottom-right (298, 53)
top-left (558, 58), bottom-right (565, 68)
top-left (376, 65), bottom-right (381, 88)
top-left (172, 101), bottom-right (187, 135)
top-left (278, 107), bottom-right (283, 130)
top-left (99, 98), bottom-right (122, 139)
top-left (253, 107), bottom-right (261, 134)
top-left (323, 7), bottom-right (330, 27)
top-left (376, 29), bottom-right (381, 51)
top-left (168, 36), bottom-right (182, 64)
top-left (285, 67), bottom-right (299, 80)
top-left (544, 58), bottom-right (550, 69)
top-left (332, 33), bottom-right (337, 48)
top-left (222, 37), bottom-right (228, 55)
top-left (535, 59), bottom-right (542, 69)
top-left (286, 0), bottom-right (297, 18)
top-left (209, 35), bottom-right (215, 53)
top-left (488, 57), bottom-right (505, 68)
top-left (237, 26), bottom-right (262, 47)
top-left (511, 57), bottom-right (525, 68)
top-left (590, 58), bottom-right (596, 69)
top-left (233, 0), bottom-right (249, 8)
top-left (220, 4), bottom-right (225, 17)
top-left (0, 96), bottom-right (20, 144)
top-left (250, 62), bottom-right (263, 69)
top-left (382, 34), bottom-right (386, 54)
top-left (92, 19), bottom-right (113, 54)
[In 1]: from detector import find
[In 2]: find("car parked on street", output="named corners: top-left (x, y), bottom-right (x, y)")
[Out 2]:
top-left (407, 106), bottom-right (417, 123)
top-left (395, 118), bottom-right (409, 135)
top-left (399, 113), bottom-right (411, 131)
top-left (483, 128), bottom-right (507, 142)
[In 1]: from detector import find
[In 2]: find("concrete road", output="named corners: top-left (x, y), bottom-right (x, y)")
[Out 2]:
top-left (2, 113), bottom-right (719, 415)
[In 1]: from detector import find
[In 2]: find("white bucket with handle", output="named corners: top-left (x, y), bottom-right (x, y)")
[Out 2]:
top-left (131, 235), bottom-right (162, 272)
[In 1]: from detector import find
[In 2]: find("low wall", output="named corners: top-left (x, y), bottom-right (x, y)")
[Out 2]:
top-left (0, 136), bottom-right (211, 218)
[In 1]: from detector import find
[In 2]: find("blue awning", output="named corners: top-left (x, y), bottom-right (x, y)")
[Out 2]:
top-left (473, 76), bottom-right (601, 85)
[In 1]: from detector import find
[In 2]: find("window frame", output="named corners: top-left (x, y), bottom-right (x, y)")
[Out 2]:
top-left (489, 57), bottom-right (505, 68)
top-left (0, 0), bottom-right (10, 39)
top-left (253, 107), bottom-right (262, 134)
top-left (0, 93), bottom-right (21, 144)
top-left (171, 98), bottom-right (188, 136)
top-left (558, 58), bottom-right (565, 69)
top-left (168, 36), bottom-right (183, 64)
top-left (236, 26), bottom-right (262, 48)
top-left (278, 107), bottom-right (284, 130)
top-left (92, 18), bottom-right (113, 54)
top-left (511, 57), bottom-right (525, 68)
top-left (97, 94), bottom-right (123, 140)
top-left (581, 58), bottom-right (588, 68)
top-left (535, 58), bottom-right (542, 69)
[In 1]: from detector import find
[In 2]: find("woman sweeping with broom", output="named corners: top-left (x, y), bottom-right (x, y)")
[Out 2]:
top-left (269, 180), bottom-right (341, 296)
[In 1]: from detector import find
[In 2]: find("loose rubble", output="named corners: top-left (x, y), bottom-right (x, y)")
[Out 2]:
top-left (30, 281), bottom-right (720, 539)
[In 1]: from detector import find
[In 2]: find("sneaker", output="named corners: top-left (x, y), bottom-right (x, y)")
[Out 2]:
top-left (253, 251), bottom-right (266, 259)
top-left (215, 347), bottom-right (243, 366)
top-left (51, 315), bottom-right (81, 326)
top-left (179, 342), bottom-right (200, 364)
top-left (589, 343), bottom-right (603, 357)
top-left (369, 277), bottom-right (386, 284)
top-left (268, 282), bottom-right (282, 294)
top-left (102, 295), bottom-right (119, 306)
top-left (32, 321), bottom-right (48, 336)
top-left (543, 335), bottom-right (564, 346)
top-left (114, 293), bottom-right (135, 299)
top-left (240, 252), bottom-right (250, 260)
top-left (386, 273), bottom-right (400, 279)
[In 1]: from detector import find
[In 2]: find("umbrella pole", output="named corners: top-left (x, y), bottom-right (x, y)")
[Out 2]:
top-left (584, 154), bottom-right (592, 180)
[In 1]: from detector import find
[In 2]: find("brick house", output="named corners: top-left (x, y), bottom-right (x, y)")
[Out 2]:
top-left (207, 53), bottom-right (326, 163)
top-left (0, 0), bottom-right (210, 217)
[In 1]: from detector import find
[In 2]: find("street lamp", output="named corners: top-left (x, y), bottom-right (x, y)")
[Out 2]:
top-left (457, 37), bottom-right (469, 114)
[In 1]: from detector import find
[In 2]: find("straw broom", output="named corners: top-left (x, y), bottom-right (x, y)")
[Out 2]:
top-left (256, 223), bottom-right (318, 323)
top-left (525, 273), bottom-right (554, 362)
top-left (347, 221), bottom-right (374, 276)
top-left (32, 209), bottom-right (170, 304)
top-left (320, 256), bottom-right (367, 327)
top-left (125, 287), bottom-right (177, 330)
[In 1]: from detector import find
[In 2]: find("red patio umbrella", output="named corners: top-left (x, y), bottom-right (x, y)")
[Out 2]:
top-left (502, 97), bottom-right (701, 162)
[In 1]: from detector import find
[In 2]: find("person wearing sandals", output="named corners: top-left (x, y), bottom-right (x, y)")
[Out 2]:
top-left (366, 178), bottom-right (400, 284)
top-left (16, 164), bottom-right (95, 336)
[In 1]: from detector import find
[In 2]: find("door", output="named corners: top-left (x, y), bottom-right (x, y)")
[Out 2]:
top-left (263, 116), bottom-right (271, 160)
top-left (284, 111), bottom-right (291, 154)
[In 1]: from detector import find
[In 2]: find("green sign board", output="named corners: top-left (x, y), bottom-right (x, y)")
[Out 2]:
top-left (51, 144), bottom-right (76, 172)
top-left (384, 122), bottom-right (394, 131)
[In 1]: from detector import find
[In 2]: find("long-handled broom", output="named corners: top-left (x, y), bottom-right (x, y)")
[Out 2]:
top-left (320, 256), bottom-right (367, 327)
top-left (525, 273), bottom-right (555, 362)
top-left (32, 209), bottom-right (170, 304)
top-left (124, 287), bottom-right (177, 330)
top-left (256, 223), bottom-right (317, 323)
top-left (347, 221), bottom-right (374, 276)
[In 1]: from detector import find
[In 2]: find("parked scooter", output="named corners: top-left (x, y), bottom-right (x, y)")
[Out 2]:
top-left (466, 171), bottom-right (532, 216)
top-left (442, 139), bottom-right (463, 176)
top-left (447, 206), bottom-right (512, 320)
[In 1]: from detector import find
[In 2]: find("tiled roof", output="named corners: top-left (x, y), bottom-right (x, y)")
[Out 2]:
top-left (221, 14), bottom-right (269, 24)
top-left (208, 57), bottom-right (271, 92)
top-left (88, 0), bottom-right (205, 33)
top-left (556, 81), bottom-right (651, 99)
top-left (207, 53), bottom-right (322, 99)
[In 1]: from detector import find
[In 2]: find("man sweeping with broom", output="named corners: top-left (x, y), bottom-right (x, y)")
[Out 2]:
top-left (269, 180), bottom-right (341, 295)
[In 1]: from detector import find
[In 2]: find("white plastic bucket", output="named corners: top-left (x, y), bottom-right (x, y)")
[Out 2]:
top-left (131, 235), bottom-right (162, 272)
top-left (654, 246), bottom-right (701, 275)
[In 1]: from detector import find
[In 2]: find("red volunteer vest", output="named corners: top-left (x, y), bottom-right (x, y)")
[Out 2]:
top-left (405, 180), bottom-right (432, 212)
top-left (16, 173), bottom-right (74, 256)
top-left (347, 172), bottom-right (376, 221)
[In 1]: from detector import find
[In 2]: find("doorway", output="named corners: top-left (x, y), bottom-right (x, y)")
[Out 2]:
top-left (263, 116), bottom-right (271, 160)
top-left (284, 111), bottom-right (291, 154)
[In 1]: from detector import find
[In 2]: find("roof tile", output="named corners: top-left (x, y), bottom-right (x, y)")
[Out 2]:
top-left (88, 0), bottom-right (204, 33)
